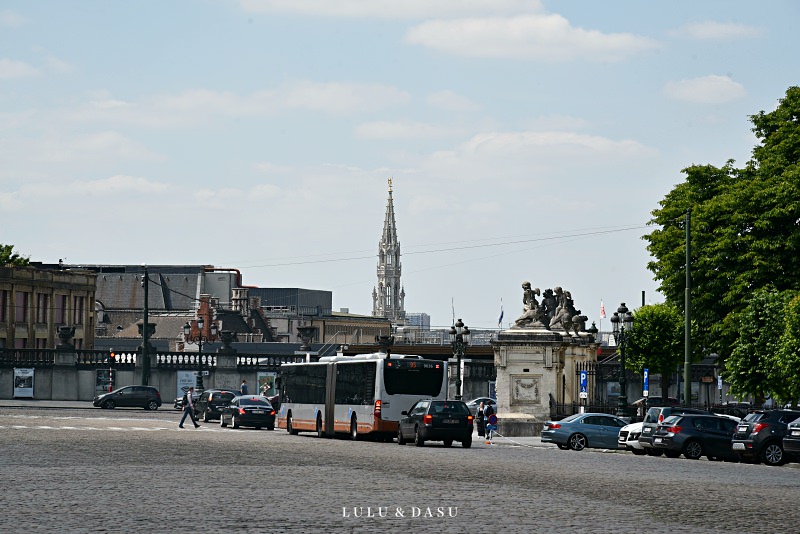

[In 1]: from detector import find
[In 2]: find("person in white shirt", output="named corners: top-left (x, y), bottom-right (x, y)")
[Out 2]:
top-left (179, 386), bottom-right (200, 429)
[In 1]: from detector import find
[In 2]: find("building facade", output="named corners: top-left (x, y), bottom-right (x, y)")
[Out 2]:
top-left (372, 178), bottom-right (406, 323)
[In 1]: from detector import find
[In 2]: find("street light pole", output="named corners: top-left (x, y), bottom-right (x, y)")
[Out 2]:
top-left (449, 318), bottom-right (470, 401)
top-left (610, 303), bottom-right (634, 417)
top-left (184, 317), bottom-right (217, 393)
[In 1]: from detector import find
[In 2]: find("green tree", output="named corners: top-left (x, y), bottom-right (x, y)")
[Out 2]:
top-left (776, 294), bottom-right (800, 406)
top-left (644, 86), bottom-right (800, 363)
top-left (725, 287), bottom-right (797, 404)
top-left (625, 303), bottom-right (684, 404)
top-left (0, 244), bottom-right (29, 266)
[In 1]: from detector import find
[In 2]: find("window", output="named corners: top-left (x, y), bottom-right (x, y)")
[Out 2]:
top-left (335, 362), bottom-right (376, 405)
top-left (14, 291), bottom-right (28, 323)
top-left (0, 290), bottom-right (7, 322)
top-left (73, 296), bottom-right (84, 325)
top-left (35, 293), bottom-right (48, 323)
top-left (54, 295), bottom-right (67, 324)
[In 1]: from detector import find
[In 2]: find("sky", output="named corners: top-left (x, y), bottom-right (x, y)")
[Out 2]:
top-left (2, 1), bottom-right (799, 331)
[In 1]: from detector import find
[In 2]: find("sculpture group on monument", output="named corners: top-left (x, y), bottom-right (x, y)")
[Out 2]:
top-left (512, 281), bottom-right (589, 335)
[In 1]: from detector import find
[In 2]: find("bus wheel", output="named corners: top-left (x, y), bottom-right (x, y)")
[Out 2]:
top-left (287, 414), bottom-right (298, 435)
top-left (350, 417), bottom-right (359, 441)
top-left (316, 415), bottom-right (324, 438)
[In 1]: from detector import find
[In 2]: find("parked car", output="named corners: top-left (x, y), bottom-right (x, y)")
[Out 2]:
top-left (193, 388), bottom-right (238, 422)
top-left (93, 385), bottom-right (162, 410)
top-left (731, 409), bottom-right (800, 465)
top-left (651, 414), bottom-right (738, 460)
top-left (783, 416), bottom-right (800, 461)
top-left (465, 397), bottom-right (497, 417)
top-left (542, 412), bottom-right (627, 451)
top-left (638, 406), bottom-right (711, 455)
top-left (397, 399), bottom-right (473, 448)
top-left (173, 391), bottom-right (200, 410)
top-left (618, 421), bottom-right (647, 455)
top-left (219, 395), bottom-right (276, 430)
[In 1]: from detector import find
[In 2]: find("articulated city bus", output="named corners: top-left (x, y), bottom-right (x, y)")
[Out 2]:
top-left (276, 353), bottom-right (447, 440)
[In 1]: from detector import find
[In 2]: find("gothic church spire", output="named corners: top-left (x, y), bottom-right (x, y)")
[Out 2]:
top-left (372, 178), bottom-right (405, 323)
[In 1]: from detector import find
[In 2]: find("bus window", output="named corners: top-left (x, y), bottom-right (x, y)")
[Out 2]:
top-left (383, 362), bottom-right (444, 397)
top-left (335, 362), bottom-right (376, 405)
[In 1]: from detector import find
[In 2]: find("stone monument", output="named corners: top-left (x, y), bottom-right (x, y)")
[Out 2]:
top-left (492, 282), bottom-right (598, 436)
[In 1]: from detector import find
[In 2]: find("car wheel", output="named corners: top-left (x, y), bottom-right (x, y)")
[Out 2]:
top-left (631, 448), bottom-right (646, 456)
top-left (232, 414), bottom-right (240, 429)
top-left (557, 444), bottom-right (569, 450)
top-left (462, 436), bottom-right (472, 449)
top-left (762, 442), bottom-right (785, 466)
top-left (220, 415), bottom-right (227, 427)
top-left (350, 417), bottom-right (359, 441)
top-left (255, 426), bottom-right (262, 430)
top-left (397, 428), bottom-right (406, 445)
top-left (103, 400), bottom-right (115, 409)
top-left (287, 414), bottom-right (298, 435)
top-left (567, 433), bottom-right (586, 451)
top-left (146, 401), bottom-right (159, 411)
top-left (316, 415), bottom-right (324, 438)
top-left (414, 426), bottom-right (424, 447)
top-left (645, 448), bottom-right (663, 457)
top-left (203, 411), bottom-right (210, 423)
top-left (664, 450), bottom-right (681, 458)
top-left (683, 440), bottom-right (703, 460)
top-left (267, 425), bottom-right (274, 431)
top-left (443, 439), bottom-right (453, 447)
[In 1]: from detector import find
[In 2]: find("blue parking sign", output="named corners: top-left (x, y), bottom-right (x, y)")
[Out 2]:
top-left (643, 368), bottom-right (649, 397)
top-left (579, 370), bottom-right (588, 399)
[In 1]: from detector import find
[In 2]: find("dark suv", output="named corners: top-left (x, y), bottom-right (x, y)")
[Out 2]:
top-left (193, 389), bottom-right (238, 422)
top-left (639, 406), bottom-right (711, 455)
top-left (397, 400), bottom-right (474, 448)
top-left (93, 385), bottom-right (162, 410)
top-left (652, 414), bottom-right (738, 460)
top-left (732, 409), bottom-right (800, 465)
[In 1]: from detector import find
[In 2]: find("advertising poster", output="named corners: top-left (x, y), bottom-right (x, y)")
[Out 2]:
top-left (95, 369), bottom-right (115, 394)
top-left (257, 372), bottom-right (277, 397)
top-left (177, 370), bottom-right (198, 396)
top-left (13, 368), bottom-right (34, 398)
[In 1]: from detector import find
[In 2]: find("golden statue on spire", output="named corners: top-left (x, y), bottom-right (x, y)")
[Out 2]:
top-left (388, 177), bottom-right (392, 192)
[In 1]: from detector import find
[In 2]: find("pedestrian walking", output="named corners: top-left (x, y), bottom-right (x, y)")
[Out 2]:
top-left (240, 379), bottom-right (248, 395)
top-left (483, 402), bottom-right (495, 442)
top-left (179, 387), bottom-right (200, 429)
top-left (476, 402), bottom-right (485, 437)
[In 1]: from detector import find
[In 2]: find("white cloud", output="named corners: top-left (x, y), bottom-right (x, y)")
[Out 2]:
top-left (355, 120), bottom-right (465, 140)
top-left (282, 81), bottom-right (411, 114)
top-left (236, 0), bottom-right (541, 18)
top-left (405, 14), bottom-right (659, 62)
top-left (663, 75), bottom-right (747, 104)
top-left (0, 10), bottom-right (24, 27)
top-left (671, 21), bottom-right (762, 40)
top-left (40, 131), bottom-right (165, 163)
top-left (426, 90), bottom-right (480, 112)
top-left (0, 58), bottom-right (40, 79)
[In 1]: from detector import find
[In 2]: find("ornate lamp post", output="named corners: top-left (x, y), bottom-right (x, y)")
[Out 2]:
top-left (449, 318), bottom-right (470, 400)
top-left (610, 303), bottom-right (634, 417)
top-left (184, 317), bottom-right (217, 392)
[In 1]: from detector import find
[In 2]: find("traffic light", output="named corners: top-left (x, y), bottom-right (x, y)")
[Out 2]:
top-left (109, 351), bottom-right (116, 366)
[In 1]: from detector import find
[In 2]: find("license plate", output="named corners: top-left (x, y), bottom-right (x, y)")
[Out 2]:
top-left (654, 437), bottom-right (663, 444)
top-left (732, 442), bottom-right (745, 451)
top-left (251, 410), bottom-right (264, 414)
top-left (791, 430), bottom-right (800, 436)
top-left (443, 419), bottom-right (458, 424)
top-left (642, 427), bottom-right (652, 434)
top-left (737, 426), bottom-right (748, 433)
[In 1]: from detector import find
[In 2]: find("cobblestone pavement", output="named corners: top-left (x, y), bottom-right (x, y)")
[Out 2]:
top-left (1, 405), bottom-right (799, 533)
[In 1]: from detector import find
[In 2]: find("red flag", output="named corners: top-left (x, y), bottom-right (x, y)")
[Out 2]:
top-left (600, 300), bottom-right (606, 319)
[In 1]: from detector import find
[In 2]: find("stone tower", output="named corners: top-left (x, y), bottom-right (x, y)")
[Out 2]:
top-left (372, 178), bottom-right (406, 323)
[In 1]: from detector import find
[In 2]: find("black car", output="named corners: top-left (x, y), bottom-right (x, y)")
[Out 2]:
top-left (220, 395), bottom-right (276, 430)
top-left (731, 409), bottom-right (800, 465)
top-left (638, 406), bottom-right (711, 455)
top-left (783, 416), bottom-right (800, 461)
top-left (194, 389), bottom-right (238, 422)
top-left (93, 385), bottom-right (162, 410)
top-left (397, 399), bottom-right (473, 448)
top-left (651, 414), bottom-right (738, 460)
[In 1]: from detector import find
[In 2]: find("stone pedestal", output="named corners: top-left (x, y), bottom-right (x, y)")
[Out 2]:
top-left (492, 327), bottom-right (597, 436)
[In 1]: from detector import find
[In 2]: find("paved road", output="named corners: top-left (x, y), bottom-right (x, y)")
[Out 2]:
top-left (1, 403), bottom-right (799, 533)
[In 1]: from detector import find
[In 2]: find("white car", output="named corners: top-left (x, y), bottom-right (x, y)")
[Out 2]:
top-left (618, 421), bottom-right (646, 455)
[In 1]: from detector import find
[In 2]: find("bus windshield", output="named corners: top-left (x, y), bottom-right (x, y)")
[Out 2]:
top-left (383, 359), bottom-right (444, 397)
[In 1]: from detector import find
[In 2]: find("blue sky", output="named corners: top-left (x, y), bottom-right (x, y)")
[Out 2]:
top-left (2, 1), bottom-right (798, 330)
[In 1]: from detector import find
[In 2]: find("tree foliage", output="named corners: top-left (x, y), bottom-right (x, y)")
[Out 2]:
top-left (0, 244), bottom-right (29, 266)
top-left (625, 303), bottom-right (684, 403)
top-left (776, 294), bottom-right (800, 405)
top-left (644, 86), bottom-right (800, 363)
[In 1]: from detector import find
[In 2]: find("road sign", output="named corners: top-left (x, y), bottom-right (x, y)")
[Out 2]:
top-left (643, 368), bottom-right (649, 397)
top-left (579, 370), bottom-right (588, 399)
top-left (487, 414), bottom-right (498, 426)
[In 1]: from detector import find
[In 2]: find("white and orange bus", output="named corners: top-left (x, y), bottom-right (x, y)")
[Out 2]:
top-left (276, 352), bottom-right (447, 440)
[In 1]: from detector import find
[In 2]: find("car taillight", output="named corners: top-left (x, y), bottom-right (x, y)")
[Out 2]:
top-left (238, 408), bottom-right (246, 414)
top-left (270, 410), bottom-right (275, 415)
top-left (658, 414), bottom-right (664, 423)
top-left (467, 415), bottom-right (474, 423)
top-left (423, 414), bottom-right (432, 424)
top-left (549, 423), bottom-right (561, 429)
top-left (667, 425), bottom-right (682, 434)
top-left (754, 422), bottom-right (769, 433)
top-left (374, 400), bottom-right (382, 419)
